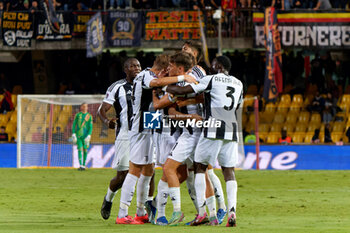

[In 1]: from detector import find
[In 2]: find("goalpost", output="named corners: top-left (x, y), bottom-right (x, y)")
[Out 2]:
top-left (17, 95), bottom-right (116, 168)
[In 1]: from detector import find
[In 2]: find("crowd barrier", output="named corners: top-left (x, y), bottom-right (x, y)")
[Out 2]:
top-left (1, 144), bottom-right (350, 169)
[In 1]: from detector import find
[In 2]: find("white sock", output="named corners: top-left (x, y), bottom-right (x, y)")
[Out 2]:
top-left (147, 196), bottom-right (153, 202)
top-left (186, 171), bottom-right (199, 212)
top-left (168, 187), bottom-right (181, 212)
top-left (194, 173), bottom-right (206, 216)
top-left (206, 195), bottom-right (217, 218)
top-left (208, 169), bottom-right (226, 210)
top-left (118, 173), bottom-right (138, 218)
top-left (136, 174), bottom-right (152, 217)
top-left (106, 187), bottom-right (117, 202)
top-left (156, 179), bottom-right (169, 218)
top-left (226, 180), bottom-right (237, 213)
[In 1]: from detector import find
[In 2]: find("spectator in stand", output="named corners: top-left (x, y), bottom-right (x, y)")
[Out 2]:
top-left (75, 0), bottom-right (89, 10)
top-left (313, 0), bottom-right (332, 9)
top-left (244, 130), bottom-right (256, 143)
top-left (310, 53), bottom-right (325, 91)
top-left (132, 0), bottom-right (153, 9)
top-left (307, 91), bottom-right (325, 114)
top-left (32, 127), bottom-right (43, 143)
top-left (90, 0), bottom-right (103, 9)
top-left (65, 82), bottom-right (76, 95)
top-left (332, 0), bottom-right (347, 8)
top-left (23, 0), bottom-right (29, 10)
top-left (0, 1), bottom-right (4, 11)
top-left (322, 107), bottom-right (332, 124)
top-left (324, 123), bottom-right (332, 143)
top-left (278, 129), bottom-right (292, 144)
top-left (53, 127), bottom-right (64, 143)
top-left (312, 129), bottom-right (320, 143)
top-left (0, 126), bottom-right (8, 142)
top-left (0, 88), bottom-right (13, 114)
top-left (30, 1), bottom-right (39, 13)
top-left (324, 92), bottom-right (338, 116)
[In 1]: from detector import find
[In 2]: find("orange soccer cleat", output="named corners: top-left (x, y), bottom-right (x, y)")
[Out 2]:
top-left (116, 215), bottom-right (144, 225)
top-left (134, 213), bottom-right (149, 223)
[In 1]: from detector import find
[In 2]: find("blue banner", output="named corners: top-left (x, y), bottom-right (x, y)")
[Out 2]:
top-left (2, 144), bottom-right (350, 169)
top-left (244, 145), bottom-right (350, 170)
top-left (106, 11), bottom-right (142, 47)
top-left (86, 12), bottom-right (104, 58)
top-left (0, 144), bottom-right (17, 167)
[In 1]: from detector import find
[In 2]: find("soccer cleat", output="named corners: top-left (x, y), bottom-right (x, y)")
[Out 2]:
top-left (189, 212), bottom-right (209, 226)
top-left (145, 200), bottom-right (157, 223)
top-left (155, 216), bottom-right (168, 225)
top-left (134, 213), bottom-right (149, 223)
top-left (100, 196), bottom-right (112, 220)
top-left (185, 215), bottom-right (197, 225)
top-left (217, 208), bottom-right (227, 224)
top-left (116, 215), bottom-right (144, 224)
top-left (226, 212), bottom-right (237, 227)
top-left (207, 216), bottom-right (219, 226)
top-left (168, 211), bottom-right (184, 226)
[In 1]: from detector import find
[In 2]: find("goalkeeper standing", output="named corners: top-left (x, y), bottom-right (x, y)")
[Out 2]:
top-left (72, 103), bottom-right (93, 170)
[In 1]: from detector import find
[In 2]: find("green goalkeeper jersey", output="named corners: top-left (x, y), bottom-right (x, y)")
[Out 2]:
top-left (72, 112), bottom-right (93, 138)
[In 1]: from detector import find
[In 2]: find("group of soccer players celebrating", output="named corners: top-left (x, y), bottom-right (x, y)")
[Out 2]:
top-left (97, 41), bottom-right (243, 227)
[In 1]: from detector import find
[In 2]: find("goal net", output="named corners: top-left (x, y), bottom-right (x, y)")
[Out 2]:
top-left (17, 95), bottom-right (116, 168)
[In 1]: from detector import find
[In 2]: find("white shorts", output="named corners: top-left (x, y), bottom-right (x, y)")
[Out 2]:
top-left (169, 132), bottom-right (200, 167)
top-left (129, 131), bottom-right (154, 165)
top-left (112, 130), bottom-right (129, 171)
top-left (194, 134), bottom-right (238, 168)
top-left (154, 133), bottom-right (176, 166)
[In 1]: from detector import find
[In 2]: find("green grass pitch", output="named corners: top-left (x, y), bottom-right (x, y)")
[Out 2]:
top-left (0, 169), bottom-right (349, 233)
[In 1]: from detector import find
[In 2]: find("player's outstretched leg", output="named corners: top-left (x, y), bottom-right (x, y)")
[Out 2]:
top-left (164, 159), bottom-right (185, 226)
top-left (222, 167), bottom-right (237, 227)
top-left (145, 173), bottom-right (157, 223)
top-left (191, 163), bottom-right (211, 226)
top-left (155, 175), bottom-right (169, 225)
top-left (101, 170), bottom-right (128, 220)
top-left (185, 169), bottom-right (199, 225)
top-left (205, 172), bottom-right (218, 226)
top-left (134, 164), bottom-right (153, 223)
top-left (135, 174), bottom-right (152, 223)
top-left (208, 167), bottom-right (227, 224)
top-left (116, 169), bottom-right (143, 225)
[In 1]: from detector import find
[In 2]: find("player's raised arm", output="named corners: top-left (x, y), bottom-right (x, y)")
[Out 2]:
top-left (152, 89), bottom-right (175, 110)
top-left (165, 85), bottom-right (195, 95)
top-left (148, 74), bottom-right (197, 87)
top-left (176, 94), bottom-right (204, 108)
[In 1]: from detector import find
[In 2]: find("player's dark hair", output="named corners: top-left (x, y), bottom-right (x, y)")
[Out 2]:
top-left (170, 52), bottom-right (194, 73)
top-left (81, 102), bottom-right (87, 106)
top-left (183, 40), bottom-right (203, 63)
top-left (153, 54), bottom-right (170, 70)
top-left (215, 56), bottom-right (232, 72)
top-left (124, 58), bottom-right (138, 69)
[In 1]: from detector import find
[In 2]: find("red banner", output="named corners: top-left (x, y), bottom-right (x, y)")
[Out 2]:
top-left (263, 7), bottom-right (283, 101)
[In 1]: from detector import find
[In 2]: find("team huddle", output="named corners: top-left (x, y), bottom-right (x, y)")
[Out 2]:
top-left (97, 41), bottom-right (243, 227)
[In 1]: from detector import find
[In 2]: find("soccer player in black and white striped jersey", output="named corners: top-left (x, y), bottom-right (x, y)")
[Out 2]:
top-left (165, 56), bottom-right (244, 227)
top-left (116, 54), bottom-right (197, 224)
top-left (98, 58), bottom-right (141, 220)
top-left (182, 41), bottom-right (228, 225)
